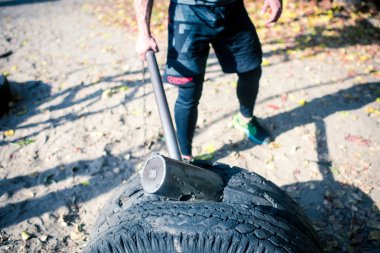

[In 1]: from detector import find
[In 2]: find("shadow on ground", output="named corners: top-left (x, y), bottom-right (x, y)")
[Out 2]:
top-left (282, 117), bottom-right (380, 252)
top-left (0, 70), bottom-right (165, 230)
top-left (0, 70), bottom-right (150, 147)
top-left (0, 0), bottom-right (59, 7)
top-left (262, 16), bottom-right (380, 64)
top-left (212, 81), bottom-right (378, 158)
top-left (0, 151), bottom-right (136, 229)
top-left (209, 81), bottom-right (379, 252)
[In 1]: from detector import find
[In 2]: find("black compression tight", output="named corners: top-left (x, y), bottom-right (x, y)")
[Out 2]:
top-left (236, 66), bottom-right (262, 118)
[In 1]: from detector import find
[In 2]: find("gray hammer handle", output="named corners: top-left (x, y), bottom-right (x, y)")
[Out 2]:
top-left (146, 50), bottom-right (182, 161)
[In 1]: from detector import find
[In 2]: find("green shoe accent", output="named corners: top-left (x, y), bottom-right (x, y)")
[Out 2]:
top-left (232, 114), bottom-right (272, 144)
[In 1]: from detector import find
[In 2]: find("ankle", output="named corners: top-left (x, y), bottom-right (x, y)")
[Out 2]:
top-left (181, 155), bottom-right (193, 161)
top-left (239, 113), bottom-right (252, 124)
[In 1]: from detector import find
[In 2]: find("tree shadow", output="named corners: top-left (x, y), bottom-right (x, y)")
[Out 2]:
top-left (0, 70), bottom-right (170, 230)
top-left (0, 151), bottom-right (135, 229)
top-left (212, 81), bottom-right (378, 159)
top-left (263, 17), bottom-right (380, 63)
top-left (0, 71), bottom-right (151, 147)
top-left (0, 0), bottom-right (59, 7)
top-left (282, 120), bottom-right (380, 252)
top-left (209, 82), bottom-right (379, 251)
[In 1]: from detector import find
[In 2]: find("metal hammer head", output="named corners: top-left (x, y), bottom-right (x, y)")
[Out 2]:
top-left (141, 154), bottom-right (225, 202)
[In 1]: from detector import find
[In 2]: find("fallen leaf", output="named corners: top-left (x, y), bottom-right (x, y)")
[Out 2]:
top-left (118, 85), bottom-right (129, 91)
top-left (81, 180), bottom-right (90, 186)
top-left (345, 134), bottom-right (371, 147)
top-left (102, 89), bottom-right (113, 98)
top-left (269, 142), bottom-right (281, 149)
top-left (359, 55), bottom-right (370, 61)
top-left (281, 94), bottom-right (288, 102)
top-left (365, 65), bottom-right (375, 74)
top-left (21, 231), bottom-right (30, 241)
top-left (330, 166), bottom-right (340, 175)
top-left (293, 168), bottom-right (301, 175)
top-left (368, 230), bottom-right (380, 241)
top-left (366, 106), bottom-right (380, 117)
top-left (194, 144), bottom-right (216, 161)
top-left (366, 106), bottom-right (375, 113)
top-left (339, 111), bottom-right (350, 118)
top-left (267, 104), bottom-right (280, 110)
top-left (4, 130), bottom-right (14, 137)
top-left (30, 171), bottom-right (39, 177)
top-left (373, 71), bottom-right (380, 78)
top-left (131, 110), bottom-right (141, 116)
top-left (347, 69), bottom-right (357, 77)
top-left (298, 99), bottom-right (307, 106)
top-left (40, 235), bottom-right (48, 242)
top-left (16, 139), bottom-right (35, 146)
top-left (262, 58), bottom-right (270, 66)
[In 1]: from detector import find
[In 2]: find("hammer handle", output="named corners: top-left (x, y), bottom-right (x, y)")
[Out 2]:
top-left (146, 50), bottom-right (182, 161)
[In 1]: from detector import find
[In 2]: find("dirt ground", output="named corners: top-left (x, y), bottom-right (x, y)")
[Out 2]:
top-left (0, 0), bottom-right (379, 252)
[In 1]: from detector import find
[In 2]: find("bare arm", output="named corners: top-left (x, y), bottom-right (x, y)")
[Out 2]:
top-left (134, 0), bottom-right (158, 60)
top-left (261, 0), bottom-right (282, 26)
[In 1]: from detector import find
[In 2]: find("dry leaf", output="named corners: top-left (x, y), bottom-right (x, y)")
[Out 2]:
top-left (4, 130), bottom-right (14, 137)
top-left (262, 59), bottom-right (270, 66)
top-left (40, 235), bottom-right (48, 242)
top-left (298, 99), bottom-right (307, 106)
top-left (21, 231), bottom-right (30, 241)
top-left (267, 104), bottom-right (280, 110)
top-left (81, 180), bottom-right (90, 186)
top-left (368, 230), bottom-right (380, 241)
top-left (345, 134), bottom-right (371, 147)
top-left (339, 111), bottom-right (350, 118)
top-left (330, 166), bottom-right (340, 175)
top-left (269, 142), bottom-right (281, 149)
top-left (195, 144), bottom-right (216, 160)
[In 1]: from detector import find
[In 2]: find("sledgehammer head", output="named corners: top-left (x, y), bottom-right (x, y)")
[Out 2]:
top-left (141, 153), bottom-right (225, 201)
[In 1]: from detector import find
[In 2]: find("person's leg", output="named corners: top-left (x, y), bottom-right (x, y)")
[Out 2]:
top-left (174, 83), bottom-right (204, 157)
top-left (236, 67), bottom-right (262, 118)
top-left (211, 1), bottom-right (272, 144)
top-left (233, 66), bottom-right (271, 144)
top-left (163, 3), bottom-right (215, 158)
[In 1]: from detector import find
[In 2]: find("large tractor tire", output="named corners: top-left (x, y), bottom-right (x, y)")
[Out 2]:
top-left (84, 162), bottom-right (322, 253)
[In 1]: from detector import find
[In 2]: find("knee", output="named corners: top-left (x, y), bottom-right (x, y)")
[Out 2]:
top-left (237, 67), bottom-right (262, 82)
top-left (175, 85), bottom-right (203, 110)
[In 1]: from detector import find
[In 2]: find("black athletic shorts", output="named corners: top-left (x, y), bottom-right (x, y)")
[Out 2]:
top-left (163, 0), bottom-right (262, 86)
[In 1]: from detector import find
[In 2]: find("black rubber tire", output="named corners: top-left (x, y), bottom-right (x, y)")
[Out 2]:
top-left (85, 162), bottom-right (322, 253)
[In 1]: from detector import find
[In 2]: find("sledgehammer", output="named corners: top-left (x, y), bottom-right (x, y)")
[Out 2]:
top-left (141, 50), bottom-right (224, 201)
